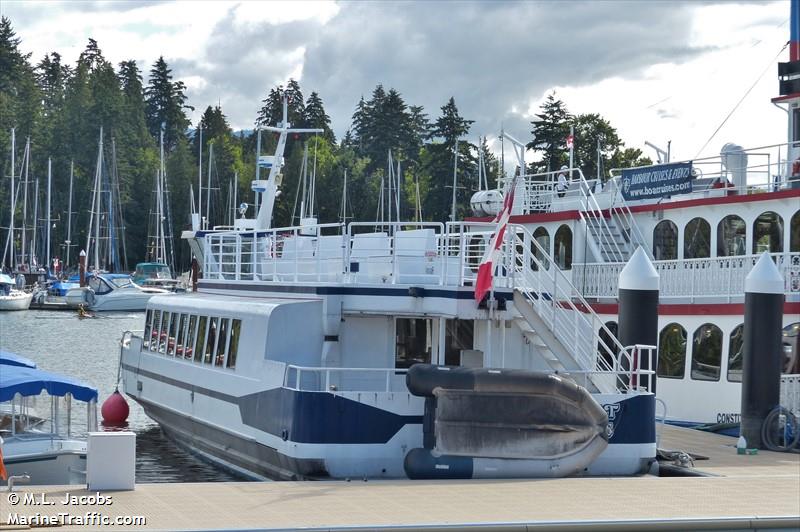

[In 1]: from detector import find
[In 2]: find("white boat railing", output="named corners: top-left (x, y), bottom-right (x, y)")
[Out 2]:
top-left (574, 252), bottom-right (800, 301)
top-left (283, 365), bottom-right (410, 393)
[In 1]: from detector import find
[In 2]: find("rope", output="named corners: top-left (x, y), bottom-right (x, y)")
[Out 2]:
top-left (694, 42), bottom-right (788, 159)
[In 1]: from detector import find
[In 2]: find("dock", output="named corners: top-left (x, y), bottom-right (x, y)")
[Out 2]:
top-left (2, 426), bottom-right (798, 531)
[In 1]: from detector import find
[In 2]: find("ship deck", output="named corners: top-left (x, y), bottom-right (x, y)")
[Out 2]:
top-left (3, 425), bottom-right (798, 531)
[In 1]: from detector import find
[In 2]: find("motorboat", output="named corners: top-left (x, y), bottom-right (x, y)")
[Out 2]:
top-left (65, 273), bottom-right (172, 312)
top-left (132, 262), bottom-right (184, 292)
top-left (0, 273), bottom-right (31, 311)
top-left (119, 97), bottom-right (659, 481)
top-left (0, 351), bottom-right (98, 485)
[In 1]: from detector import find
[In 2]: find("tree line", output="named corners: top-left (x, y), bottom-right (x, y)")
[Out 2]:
top-left (0, 16), bottom-right (649, 272)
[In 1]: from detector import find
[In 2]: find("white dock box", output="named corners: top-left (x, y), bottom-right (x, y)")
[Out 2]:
top-left (87, 432), bottom-right (136, 490)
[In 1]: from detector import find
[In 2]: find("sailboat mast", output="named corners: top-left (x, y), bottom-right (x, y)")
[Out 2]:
top-left (32, 175), bottom-right (38, 268)
top-left (46, 157), bottom-right (51, 271)
top-left (8, 128), bottom-right (15, 270)
top-left (159, 129), bottom-right (168, 266)
top-left (233, 172), bottom-right (238, 224)
top-left (65, 161), bottom-right (73, 267)
top-left (205, 142), bottom-right (213, 227)
top-left (89, 128), bottom-right (104, 271)
top-left (21, 138), bottom-right (29, 267)
top-left (197, 125), bottom-right (203, 226)
top-left (450, 138), bottom-right (458, 222)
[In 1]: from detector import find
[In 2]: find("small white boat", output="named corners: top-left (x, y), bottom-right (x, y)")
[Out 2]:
top-left (65, 273), bottom-right (172, 312)
top-left (0, 351), bottom-right (98, 485)
top-left (0, 274), bottom-right (31, 311)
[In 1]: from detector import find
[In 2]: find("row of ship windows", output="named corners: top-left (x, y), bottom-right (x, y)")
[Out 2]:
top-left (652, 321), bottom-right (799, 382)
top-left (142, 309), bottom-right (242, 370)
top-left (653, 210), bottom-right (800, 260)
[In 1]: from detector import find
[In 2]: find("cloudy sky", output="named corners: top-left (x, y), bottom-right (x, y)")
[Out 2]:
top-left (1, 0), bottom-right (791, 164)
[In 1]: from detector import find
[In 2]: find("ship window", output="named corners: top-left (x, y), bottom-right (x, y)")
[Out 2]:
top-left (159, 312), bottom-right (171, 353)
top-left (174, 314), bottom-right (187, 357)
top-left (205, 318), bottom-right (218, 364)
top-left (597, 321), bottom-right (618, 370)
top-left (150, 310), bottom-right (161, 351)
top-left (691, 323), bottom-right (722, 381)
top-left (784, 322), bottom-right (800, 375)
top-left (167, 312), bottom-right (179, 356)
top-left (791, 211), bottom-right (799, 252)
top-left (531, 226), bottom-right (550, 271)
top-left (684, 218), bottom-right (710, 259)
top-left (395, 318), bottom-right (433, 369)
top-left (143, 310), bottom-right (153, 349)
top-left (554, 224), bottom-right (572, 270)
top-left (444, 319), bottom-right (474, 366)
top-left (652, 220), bottom-right (678, 260)
top-left (753, 211), bottom-right (783, 253)
top-left (185, 315), bottom-right (197, 360)
top-left (727, 324), bottom-right (744, 382)
top-left (216, 318), bottom-right (229, 367)
top-left (717, 215), bottom-right (746, 257)
top-left (657, 323), bottom-right (687, 379)
top-left (195, 316), bottom-right (207, 362)
top-left (227, 319), bottom-right (241, 369)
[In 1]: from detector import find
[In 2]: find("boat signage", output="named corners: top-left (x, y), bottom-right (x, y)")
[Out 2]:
top-left (621, 161), bottom-right (693, 200)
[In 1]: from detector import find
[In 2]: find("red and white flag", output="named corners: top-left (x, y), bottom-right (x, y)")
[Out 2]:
top-left (566, 134), bottom-right (574, 150)
top-left (474, 174), bottom-right (520, 304)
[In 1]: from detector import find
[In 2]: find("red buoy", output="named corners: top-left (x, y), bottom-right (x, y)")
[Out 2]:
top-left (101, 390), bottom-right (130, 426)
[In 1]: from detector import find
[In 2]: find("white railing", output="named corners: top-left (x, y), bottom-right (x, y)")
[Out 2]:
top-left (283, 365), bottom-right (409, 393)
top-left (203, 221), bottom-right (503, 287)
top-left (509, 223), bottom-right (655, 394)
top-left (574, 252), bottom-right (800, 300)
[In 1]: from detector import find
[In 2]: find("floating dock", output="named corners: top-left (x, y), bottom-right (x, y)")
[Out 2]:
top-left (2, 426), bottom-right (798, 531)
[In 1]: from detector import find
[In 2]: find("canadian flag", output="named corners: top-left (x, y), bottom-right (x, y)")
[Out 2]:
top-left (566, 134), bottom-right (574, 149)
top-left (474, 173), bottom-right (520, 304)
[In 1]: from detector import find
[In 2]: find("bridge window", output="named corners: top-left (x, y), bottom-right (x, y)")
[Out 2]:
top-left (149, 310), bottom-right (161, 351)
top-left (753, 211), bottom-right (783, 253)
top-left (597, 321), bottom-right (618, 369)
top-left (784, 322), bottom-right (800, 375)
top-left (204, 317), bottom-right (218, 364)
top-left (691, 323), bottom-right (722, 381)
top-left (727, 324), bottom-right (744, 382)
top-left (227, 319), bottom-right (241, 369)
top-left (684, 218), bottom-right (710, 259)
top-left (395, 318), bottom-right (433, 369)
top-left (185, 315), bottom-right (197, 359)
top-left (174, 314), bottom-right (187, 357)
top-left (143, 310), bottom-right (153, 349)
top-left (790, 211), bottom-right (799, 252)
top-left (531, 227), bottom-right (550, 271)
top-left (194, 316), bottom-right (207, 362)
top-left (159, 312), bottom-right (171, 353)
top-left (717, 215), bottom-right (746, 257)
top-left (657, 323), bottom-right (687, 379)
top-left (215, 318), bottom-right (229, 367)
top-left (652, 220), bottom-right (678, 260)
top-left (167, 312), bottom-right (179, 356)
top-left (554, 224), bottom-right (572, 270)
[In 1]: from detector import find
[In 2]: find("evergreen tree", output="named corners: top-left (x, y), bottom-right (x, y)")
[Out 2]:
top-left (527, 92), bottom-right (572, 174)
top-left (144, 56), bottom-right (190, 150)
top-left (303, 91), bottom-right (334, 143)
top-left (429, 97), bottom-right (473, 148)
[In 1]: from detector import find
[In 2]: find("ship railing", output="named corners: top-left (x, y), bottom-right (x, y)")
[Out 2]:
top-left (574, 252), bottom-right (800, 301)
top-left (203, 221), bottom-right (505, 287)
top-left (508, 223), bottom-right (647, 394)
top-left (506, 168), bottom-right (598, 215)
top-left (283, 364), bottom-right (409, 393)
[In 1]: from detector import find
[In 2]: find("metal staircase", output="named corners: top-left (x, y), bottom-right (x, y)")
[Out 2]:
top-left (507, 224), bottom-right (647, 394)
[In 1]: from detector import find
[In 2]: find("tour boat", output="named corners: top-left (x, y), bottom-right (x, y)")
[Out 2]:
top-left (0, 351), bottom-right (98, 485)
top-left (119, 98), bottom-right (660, 481)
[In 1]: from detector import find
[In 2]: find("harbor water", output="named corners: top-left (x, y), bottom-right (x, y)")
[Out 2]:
top-left (0, 310), bottom-right (239, 483)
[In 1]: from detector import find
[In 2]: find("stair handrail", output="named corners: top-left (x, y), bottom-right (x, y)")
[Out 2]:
top-left (574, 171), bottom-right (627, 262)
top-left (508, 223), bottom-right (640, 393)
top-left (608, 182), bottom-right (651, 259)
